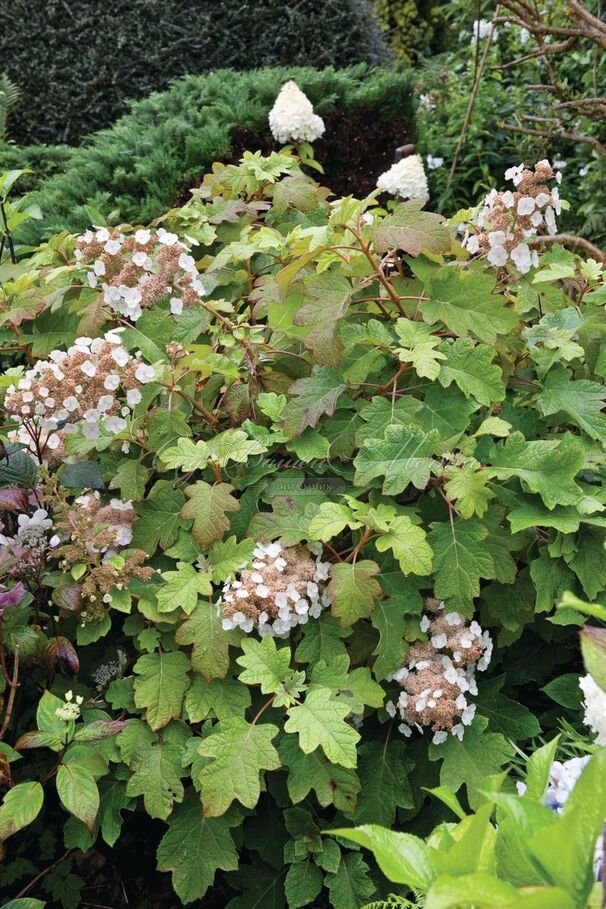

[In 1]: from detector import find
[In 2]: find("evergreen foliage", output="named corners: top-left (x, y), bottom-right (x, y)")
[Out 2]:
top-left (1, 0), bottom-right (388, 145)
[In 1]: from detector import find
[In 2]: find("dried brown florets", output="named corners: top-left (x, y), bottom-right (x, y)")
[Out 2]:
top-left (220, 541), bottom-right (331, 638)
top-left (4, 329), bottom-right (154, 463)
top-left (386, 598), bottom-right (493, 745)
top-left (75, 226), bottom-right (204, 322)
top-left (464, 160), bottom-right (563, 274)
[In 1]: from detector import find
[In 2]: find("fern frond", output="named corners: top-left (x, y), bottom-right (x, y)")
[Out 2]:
top-left (0, 73), bottom-right (21, 141)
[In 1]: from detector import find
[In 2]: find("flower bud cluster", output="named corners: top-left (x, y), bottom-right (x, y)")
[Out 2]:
top-left (464, 160), bottom-right (562, 274)
top-left (220, 541), bottom-right (331, 638)
top-left (268, 81), bottom-right (325, 145)
top-left (5, 329), bottom-right (153, 463)
top-left (376, 154), bottom-right (429, 204)
top-left (55, 689), bottom-right (83, 722)
top-left (75, 226), bottom-right (203, 321)
top-left (580, 673), bottom-right (606, 745)
top-left (386, 598), bottom-right (492, 745)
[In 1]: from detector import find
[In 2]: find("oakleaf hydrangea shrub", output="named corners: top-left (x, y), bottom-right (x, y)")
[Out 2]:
top-left (0, 149), bottom-right (605, 907)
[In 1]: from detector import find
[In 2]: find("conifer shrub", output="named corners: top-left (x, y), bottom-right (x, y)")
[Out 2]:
top-left (1, 0), bottom-right (388, 145)
top-left (0, 66), bottom-right (414, 246)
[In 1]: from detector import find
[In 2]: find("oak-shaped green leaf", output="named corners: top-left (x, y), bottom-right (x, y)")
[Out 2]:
top-left (325, 852), bottom-right (376, 909)
top-left (411, 259), bottom-right (519, 342)
top-left (538, 365), bottom-right (606, 443)
top-left (438, 339), bottom-right (505, 406)
top-left (294, 272), bottom-right (351, 367)
top-left (285, 687), bottom-right (360, 768)
top-left (157, 562), bottom-right (212, 615)
top-left (352, 741), bottom-right (413, 827)
top-left (279, 735), bottom-right (360, 813)
top-left (308, 502), bottom-right (362, 542)
top-left (197, 718), bottom-right (280, 816)
top-left (282, 367), bottom-right (347, 439)
top-left (354, 423), bottom-right (440, 495)
top-left (208, 536), bottom-right (255, 584)
top-left (133, 651), bottom-right (191, 731)
top-left (236, 636), bottom-right (293, 694)
top-left (486, 432), bottom-right (584, 509)
top-left (132, 480), bottom-right (185, 554)
top-left (374, 515), bottom-right (433, 575)
top-left (156, 790), bottom-right (239, 904)
top-left (328, 560), bottom-right (381, 627)
top-left (160, 438), bottom-right (210, 471)
top-left (443, 463), bottom-right (492, 518)
top-left (394, 317), bottom-right (446, 379)
top-left (373, 201), bottom-right (450, 257)
top-left (206, 429), bottom-right (267, 466)
top-left (429, 716), bottom-right (515, 809)
top-left (181, 482), bottom-right (240, 548)
top-left (285, 859), bottom-right (324, 909)
top-left (126, 741), bottom-right (185, 820)
top-left (185, 676), bottom-right (251, 723)
top-left (176, 601), bottom-right (242, 680)
top-left (429, 519), bottom-right (494, 613)
top-left (109, 458), bottom-right (149, 501)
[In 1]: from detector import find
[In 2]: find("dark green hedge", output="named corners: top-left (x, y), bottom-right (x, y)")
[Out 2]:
top-left (3, 66), bottom-right (414, 245)
top-left (2, 0), bottom-right (388, 145)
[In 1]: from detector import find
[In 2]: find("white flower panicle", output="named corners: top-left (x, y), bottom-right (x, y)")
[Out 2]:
top-left (385, 598), bottom-right (493, 745)
top-left (268, 81), bottom-right (325, 145)
top-left (464, 159), bottom-right (563, 274)
top-left (580, 673), bottom-right (606, 745)
top-left (376, 154), bottom-right (430, 204)
top-left (75, 226), bottom-right (204, 322)
top-left (55, 689), bottom-right (83, 722)
top-left (4, 329), bottom-right (153, 463)
top-left (220, 541), bottom-right (331, 638)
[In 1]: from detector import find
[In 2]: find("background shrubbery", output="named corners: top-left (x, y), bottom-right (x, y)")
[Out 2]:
top-left (0, 66), bottom-right (415, 244)
top-left (1, 0), bottom-right (388, 145)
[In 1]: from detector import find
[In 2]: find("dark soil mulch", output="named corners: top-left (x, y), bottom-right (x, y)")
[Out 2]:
top-left (179, 108), bottom-right (412, 205)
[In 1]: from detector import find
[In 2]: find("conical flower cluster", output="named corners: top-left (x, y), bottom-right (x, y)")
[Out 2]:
top-left (376, 154), bottom-right (429, 203)
top-left (268, 81), bottom-right (325, 145)
top-left (220, 541), bottom-right (331, 638)
top-left (386, 598), bottom-right (492, 745)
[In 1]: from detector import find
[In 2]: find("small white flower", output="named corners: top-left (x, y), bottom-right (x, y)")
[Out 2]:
top-left (126, 388), bottom-right (142, 408)
top-left (135, 363), bottom-right (155, 384)
top-left (426, 155), bottom-right (444, 170)
top-left (170, 297), bottom-right (183, 316)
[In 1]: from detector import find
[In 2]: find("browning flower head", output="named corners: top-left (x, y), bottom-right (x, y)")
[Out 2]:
top-left (220, 540), bottom-right (331, 638)
top-left (75, 226), bottom-right (204, 322)
top-left (4, 329), bottom-right (154, 463)
top-left (386, 598), bottom-right (492, 745)
top-left (464, 160), bottom-right (563, 274)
